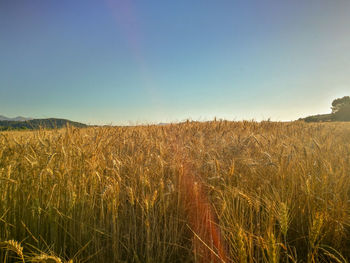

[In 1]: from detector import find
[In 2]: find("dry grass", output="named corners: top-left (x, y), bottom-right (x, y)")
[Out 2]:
top-left (0, 120), bottom-right (349, 262)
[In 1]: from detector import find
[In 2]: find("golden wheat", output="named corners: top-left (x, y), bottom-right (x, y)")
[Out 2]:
top-left (0, 121), bottom-right (349, 262)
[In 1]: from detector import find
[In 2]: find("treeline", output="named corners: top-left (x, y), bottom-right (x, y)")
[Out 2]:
top-left (0, 118), bottom-right (87, 131)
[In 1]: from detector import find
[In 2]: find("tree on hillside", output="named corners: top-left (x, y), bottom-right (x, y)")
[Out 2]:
top-left (331, 96), bottom-right (350, 113)
top-left (331, 96), bottom-right (350, 121)
top-left (301, 96), bottom-right (350, 122)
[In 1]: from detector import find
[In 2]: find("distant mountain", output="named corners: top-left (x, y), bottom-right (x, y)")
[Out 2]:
top-left (0, 115), bottom-right (33, 122)
top-left (0, 118), bottom-right (87, 131)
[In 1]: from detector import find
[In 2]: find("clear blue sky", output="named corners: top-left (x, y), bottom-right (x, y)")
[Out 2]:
top-left (1, 0), bottom-right (349, 124)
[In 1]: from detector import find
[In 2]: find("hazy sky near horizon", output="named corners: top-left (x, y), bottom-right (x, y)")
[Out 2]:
top-left (1, 0), bottom-right (349, 125)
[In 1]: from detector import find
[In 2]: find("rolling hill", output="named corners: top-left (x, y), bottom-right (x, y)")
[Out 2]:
top-left (0, 118), bottom-right (87, 130)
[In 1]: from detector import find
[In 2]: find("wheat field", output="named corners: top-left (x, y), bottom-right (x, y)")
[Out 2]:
top-left (0, 121), bottom-right (349, 262)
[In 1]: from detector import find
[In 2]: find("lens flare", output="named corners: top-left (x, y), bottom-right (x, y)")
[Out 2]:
top-left (179, 163), bottom-right (227, 263)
